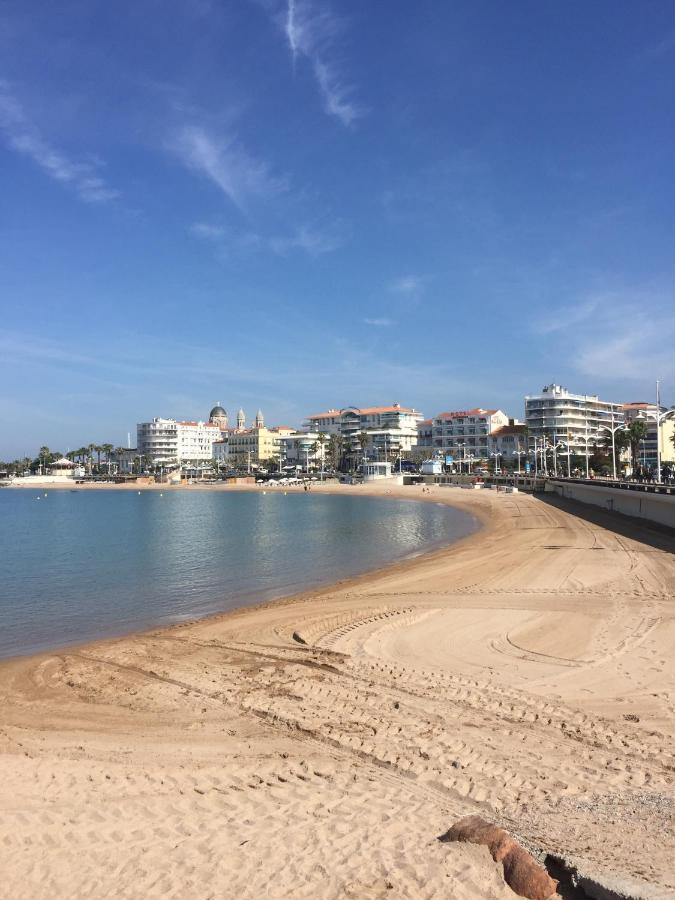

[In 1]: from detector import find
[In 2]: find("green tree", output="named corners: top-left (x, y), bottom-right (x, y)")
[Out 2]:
top-left (602, 429), bottom-right (630, 472)
top-left (628, 420), bottom-right (648, 471)
top-left (38, 446), bottom-right (51, 474)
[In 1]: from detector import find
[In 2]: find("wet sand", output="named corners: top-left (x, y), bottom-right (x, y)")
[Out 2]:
top-left (1, 482), bottom-right (673, 898)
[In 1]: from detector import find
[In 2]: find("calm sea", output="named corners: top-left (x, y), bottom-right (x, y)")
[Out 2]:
top-left (0, 489), bottom-right (478, 659)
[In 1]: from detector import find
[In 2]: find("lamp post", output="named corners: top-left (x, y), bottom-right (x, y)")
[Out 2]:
top-left (598, 412), bottom-right (628, 481)
top-left (490, 451), bottom-right (501, 475)
top-left (575, 432), bottom-right (593, 479)
top-left (512, 445), bottom-right (525, 474)
top-left (456, 442), bottom-right (465, 474)
top-left (635, 381), bottom-right (675, 483)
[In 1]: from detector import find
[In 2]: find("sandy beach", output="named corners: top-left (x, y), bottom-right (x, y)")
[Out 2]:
top-left (1, 482), bottom-right (674, 899)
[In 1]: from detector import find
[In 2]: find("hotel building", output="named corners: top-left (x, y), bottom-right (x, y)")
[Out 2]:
top-left (525, 384), bottom-right (624, 457)
top-left (426, 408), bottom-right (509, 461)
top-left (305, 404), bottom-right (423, 461)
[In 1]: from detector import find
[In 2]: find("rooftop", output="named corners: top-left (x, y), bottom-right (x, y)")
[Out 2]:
top-left (308, 404), bottom-right (417, 418)
top-left (435, 408), bottom-right (499, 419)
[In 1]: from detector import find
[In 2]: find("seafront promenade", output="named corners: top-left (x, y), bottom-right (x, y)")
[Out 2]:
top-left (0, 483), bottom-right (673, 898)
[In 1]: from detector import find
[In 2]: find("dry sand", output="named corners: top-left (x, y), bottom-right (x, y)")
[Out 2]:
top-left (1, 483), bottom-right (674, 899)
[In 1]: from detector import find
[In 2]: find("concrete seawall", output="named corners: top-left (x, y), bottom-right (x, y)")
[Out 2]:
top-left (549, 480), bottom-right (675, 530)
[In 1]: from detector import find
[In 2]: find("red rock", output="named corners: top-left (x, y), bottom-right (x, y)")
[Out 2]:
top-left (439, 815), bottom-right (558, 899)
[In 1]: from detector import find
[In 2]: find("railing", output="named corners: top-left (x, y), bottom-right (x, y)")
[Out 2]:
top-left (547, 476), bottom-right (675, 496)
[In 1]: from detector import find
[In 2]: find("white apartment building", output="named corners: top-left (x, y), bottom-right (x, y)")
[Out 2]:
top-left (428, 408), bottom-right (509, 461)
top-left (279, 431), bottom-right (325, 470)
top-left (305, 404), bottom-right (423, 461)
top-left (525, 384), bottom-right (623, 457)
top-left (137, 418), bottom-right (221, 466)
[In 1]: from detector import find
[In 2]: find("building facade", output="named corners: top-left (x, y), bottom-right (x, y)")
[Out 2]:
top-left (305, 403), bottom-right (423, 462)
top-left (416, 418), bottom-right (433, 450)
top-left (214, 425), bottom-right (295, 471)
top-left (525, 384), bottom-right (623, 458)
top-left (137, 418), bottom-right (221, 466)
top-left (278, 431), bottom-right (324, 470)
top-left (487, 424), bottom-right (529, 466)
top-left (623, 402), bottom-right (675, 469)
top-left (428, 408), bottom-right (509, 462)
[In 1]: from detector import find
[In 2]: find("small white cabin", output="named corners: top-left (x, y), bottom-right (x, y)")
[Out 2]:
top-left (363, 461), bottom-right (401, 482)
top-left (420, 459), bottom-right (444, 475)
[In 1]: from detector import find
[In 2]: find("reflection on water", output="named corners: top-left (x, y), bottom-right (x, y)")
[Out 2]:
top-left (0, 490), bottom-right (478, 658)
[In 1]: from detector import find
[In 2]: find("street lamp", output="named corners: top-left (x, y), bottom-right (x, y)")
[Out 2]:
top-left (598, 412), bottom-right (628, 481)
top-left (635, 381), bottom-right (675, 483)
top-left (489, 451), bottom-right (501, 475)
top-left (574, 432), bottom-right (595, 479)
top-left (512, 445), bottom-right (525, 474)
top-left (549, 439), bottom-right (568, 478)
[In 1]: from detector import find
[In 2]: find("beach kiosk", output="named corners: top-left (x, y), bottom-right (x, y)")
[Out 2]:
top-left (362, 461), bottom-right (403, 484)
top-left (48, 457), bottom-right (76, 480)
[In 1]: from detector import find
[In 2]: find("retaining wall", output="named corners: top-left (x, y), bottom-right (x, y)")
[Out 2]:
top-left (549, 480), bottom-right (675, 530)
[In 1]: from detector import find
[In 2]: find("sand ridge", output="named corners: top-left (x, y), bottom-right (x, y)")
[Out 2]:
top-left (0, 483), bottom-right (674, 898)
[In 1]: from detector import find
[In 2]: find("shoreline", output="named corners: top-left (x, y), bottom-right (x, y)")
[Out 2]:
top-left (1, 484), bottom-right (673, 898)
top-left (0, 483), bottom-right (485, 665)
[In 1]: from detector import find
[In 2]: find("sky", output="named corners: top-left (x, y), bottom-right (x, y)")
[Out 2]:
top-left (1, 0), bottom-right (674, 457)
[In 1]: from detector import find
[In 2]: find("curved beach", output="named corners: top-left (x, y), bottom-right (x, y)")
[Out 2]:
top-left (1, 483), bottom-right (674, 898)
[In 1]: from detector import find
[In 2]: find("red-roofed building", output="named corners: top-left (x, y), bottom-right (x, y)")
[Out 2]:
top-left (305, 403), bottom-right (424, 461)
top-left (422, 407), bottom-right (510, 461)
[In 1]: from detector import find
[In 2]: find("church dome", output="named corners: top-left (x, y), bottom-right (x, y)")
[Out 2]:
top-left (210, 404), bottom-right (227, 419)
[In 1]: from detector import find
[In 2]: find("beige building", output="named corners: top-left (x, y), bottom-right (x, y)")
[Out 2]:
top-left (623, 402), bottom-right (675, 469)
top-left (429, 407), bottom-right (510, 461)
top-left (214, 423), bottom-right (295, 471)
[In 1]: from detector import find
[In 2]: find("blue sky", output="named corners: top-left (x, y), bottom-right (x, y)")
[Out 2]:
top-left (1, 0), bottom-right (674, 457)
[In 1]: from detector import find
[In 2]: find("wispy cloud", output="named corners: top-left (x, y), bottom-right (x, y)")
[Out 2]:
top-left (270, 223), bottom-right (342, 257)
top-left (533, 289), bottom-right (675, 385)
top-left (170, 125), bottom-right (287, 210)
top-left (364, 317), bottom-right (393, 327)
top-left (189, 222), bottom-right (227, 241)
top-left (190, 220), bottom-right (341, 258)
top-left (276, 0), bottom-right (364, 127)
top-left (533, 296), bottom-right (601, 335)
top-left (389, 275), bottom-right (425, 297)
top-left (0, 81), bottom-right (119, 203)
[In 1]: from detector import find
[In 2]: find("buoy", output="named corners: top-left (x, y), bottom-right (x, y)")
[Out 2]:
top-left (138, 491), bottom-right (141, 495)
top-left (160, 493), bottom-right (163, 496)
top-left (263, 491), bottom-right (267, 495)
top-left (44, 493), bottom-right (48, 497)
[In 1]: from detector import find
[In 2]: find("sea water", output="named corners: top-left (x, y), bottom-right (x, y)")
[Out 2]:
top-left (0, 489), bottom-right (478, 659)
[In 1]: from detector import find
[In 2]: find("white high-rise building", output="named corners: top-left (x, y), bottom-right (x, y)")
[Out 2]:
top-left (137, 418), bottom-right (221, 466)
top-left (525, 384), bottom-right (623, 456)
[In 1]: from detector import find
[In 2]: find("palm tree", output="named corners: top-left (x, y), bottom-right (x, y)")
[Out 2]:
top-left (87, 444), bottom-right (96, 475)
top-left (38, 445), bottom-right (51, 474)
top-left (358, 431), bottom-right (370, 472)
top-left (328, 434), bottom-right (344, 472)
top-left (101, 443), bottom-right (114, 475)
top-left (316, 431), bottom-right (328, 479)
top-left (628, 420), bottom-right (648, 472)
